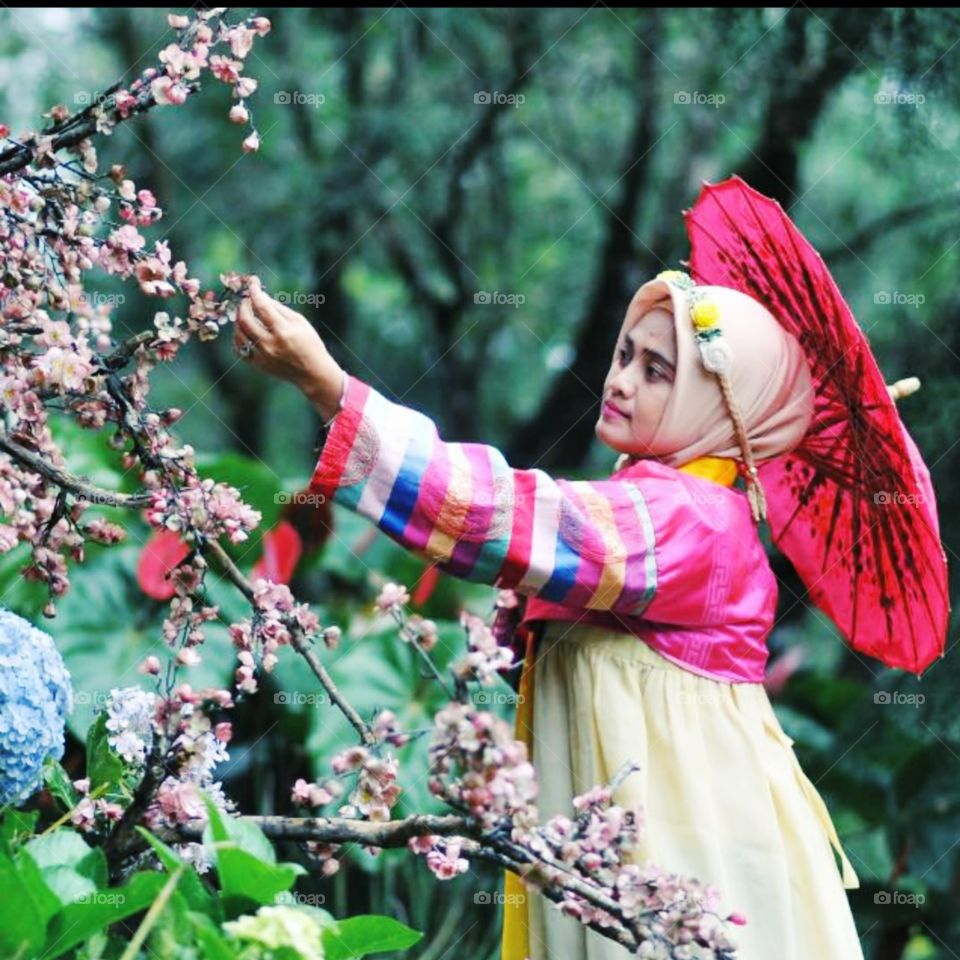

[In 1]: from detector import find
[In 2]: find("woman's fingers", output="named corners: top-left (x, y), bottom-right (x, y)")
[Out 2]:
top-left (248, 274), bottom-right (308, 327)
top-left (247, 275), bottom-right (290, 332)
top-left (237, 295), bottom-right (270, 345)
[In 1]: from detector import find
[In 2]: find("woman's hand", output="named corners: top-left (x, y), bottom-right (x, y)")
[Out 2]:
top-left (233, 275), bottom-right (345, 419)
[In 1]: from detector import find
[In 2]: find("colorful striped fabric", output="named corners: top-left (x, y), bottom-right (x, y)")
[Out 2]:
top-left (308, 374), bottom-right (778, 665)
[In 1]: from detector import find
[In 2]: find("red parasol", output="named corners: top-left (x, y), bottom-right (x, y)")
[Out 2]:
top-left (683, 175), bottom-right (950, 677)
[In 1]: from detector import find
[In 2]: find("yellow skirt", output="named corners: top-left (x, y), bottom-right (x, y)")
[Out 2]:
top-left (501, 621), bottom-right (864, 960)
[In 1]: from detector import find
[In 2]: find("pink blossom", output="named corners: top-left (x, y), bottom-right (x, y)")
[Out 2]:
top-left (375, 581), bottom-right (410, 612)
top-left (241, 131), bottom-right (260, 154)
top-left (70, 797), bottom-right (97, 831)
top-left (425, 839), bottom-right (470, 880)
top-left (227, 26), bottom-right (257, 59)
top-left (151, 75), bottom-right (189, 107)
top-left (114, 89), bottom-right (138, 119)
top-left (176, 646), bottom-right (202, 666)
top-left (139, 655), bottom-right (161, 675)
top-left (234, 77), bottom-right (258, 99)
top-left (229, 104), bottom-right (249, 124)
top-left (209, 54), bottom-right (242, 84)
top-left (322, 625), bottom-right (341, 650)
top-left (156, 778), bottom-right (207, 824)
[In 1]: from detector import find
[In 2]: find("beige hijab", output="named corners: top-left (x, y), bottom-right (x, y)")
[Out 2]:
top-left (613, 276), bottom-right (815, 470)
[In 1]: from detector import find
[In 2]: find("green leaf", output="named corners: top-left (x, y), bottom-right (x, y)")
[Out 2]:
top-left (0, 806), bottom-right (40, 855)
top-left (13, 848), bottom-right (62, 925)
top-left (189, 910), bottom-right (237, 960)
top-left (43, 758), bottom-right (79, 813)
top-left (135, 826), bottom-right (219, 920)
top-left (41, 870), bottom-right (170, 959)
top-left (85, 713), bottom-right (125, 795)
top-left (0, 539), bottom-right (49, 619)
top-left (25, 828), bottom-right (97, 872)
top-left (22, 829), bottom-right (106, 907)
top-left (200, 794), bottom-right (306, 912)
top-left (321, 914), bottom-right (424, 959)
top-left (0, 852), bottom-right (45, 958)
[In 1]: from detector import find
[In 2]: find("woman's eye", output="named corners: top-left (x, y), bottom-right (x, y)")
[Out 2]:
top-left (647, 364), bottom-right (664, 381)
top-left (618, 346), bottom-right (630, 365)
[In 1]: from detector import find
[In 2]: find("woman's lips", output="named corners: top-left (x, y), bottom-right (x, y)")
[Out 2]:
top-left (602, 400), bottom-right (629, 420)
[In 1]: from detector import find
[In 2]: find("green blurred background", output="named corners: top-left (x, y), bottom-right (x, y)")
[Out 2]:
top-left (2, 8), bottom-right (959, 958)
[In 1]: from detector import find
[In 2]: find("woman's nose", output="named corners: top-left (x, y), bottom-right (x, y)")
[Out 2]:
top-left (608, 372), bottom-right (634, 399)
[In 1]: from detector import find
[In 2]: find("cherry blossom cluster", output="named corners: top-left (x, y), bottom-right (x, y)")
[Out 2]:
top-left (407, 834), bottom-right (470, 880)
top-left (228, 578), bottom-right (323, 694)
top-left (330, 744), bottom-right (402, 823)
top-left (148, 683), bottom-right (236, 871)
top-left (427, 701), bottom-right (539, 834)
top-left (454, 609), bottom-right (515, 686)
top-left (70, 682), bottom-right (235, 874)
top-left (0, 8), bottom-right (274, 621)
top-left (145, 475), bottom-right (263, 546)
top-left (522, 784), bottom-right (745, 951)
top-left (286, 707), bottom-right (417, 875)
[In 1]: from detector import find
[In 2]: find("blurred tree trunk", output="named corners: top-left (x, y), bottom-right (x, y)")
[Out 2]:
top-left (505, 9), bottom-right (663, 470)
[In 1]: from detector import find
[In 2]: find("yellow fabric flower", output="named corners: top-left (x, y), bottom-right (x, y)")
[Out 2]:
top-left (691, 300), bottom-right (719, 330)
top-left (656, 269), bottom-right (689, 284)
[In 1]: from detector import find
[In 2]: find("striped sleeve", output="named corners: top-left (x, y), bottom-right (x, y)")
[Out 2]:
top-left (308, 373), bottom-right (660, 616)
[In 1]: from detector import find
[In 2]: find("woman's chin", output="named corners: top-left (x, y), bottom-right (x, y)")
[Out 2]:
top-left (597, 423), bottom-right (659, 459)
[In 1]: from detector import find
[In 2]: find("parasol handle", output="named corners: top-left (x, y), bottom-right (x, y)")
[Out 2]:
top-left (887, 376), bottom-right (921, 403)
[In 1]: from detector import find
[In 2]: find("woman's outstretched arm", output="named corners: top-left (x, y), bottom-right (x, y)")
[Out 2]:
top-left (308, 372), bottom-right (669, 617)
top-left (232, 277), bottom-right (762, 627)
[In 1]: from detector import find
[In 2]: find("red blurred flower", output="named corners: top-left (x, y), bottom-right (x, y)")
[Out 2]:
top-left (411, 564), bottom-right (440, 607)
top-left (251, 520), bottom-right (302, 585)
top-left (137, 529), bottom-right (191, 600)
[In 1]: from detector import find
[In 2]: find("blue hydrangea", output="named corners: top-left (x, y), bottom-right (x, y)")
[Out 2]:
top-left (0, 605), bottom-right (73, 806)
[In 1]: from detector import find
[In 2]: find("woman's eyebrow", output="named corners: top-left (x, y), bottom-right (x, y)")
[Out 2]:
top-left (625, 330), bottom-right (676, 372)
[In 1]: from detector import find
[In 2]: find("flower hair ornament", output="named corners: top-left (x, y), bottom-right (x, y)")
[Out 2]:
top-left (655, 268), bottom-right (768, 525)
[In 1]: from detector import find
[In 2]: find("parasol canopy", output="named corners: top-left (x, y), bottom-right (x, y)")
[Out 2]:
top-left (683, 175), bottom-right (950, 676)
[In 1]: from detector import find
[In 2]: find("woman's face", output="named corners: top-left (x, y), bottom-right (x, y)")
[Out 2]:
top-left (595, 305), bottom-right (676, 455)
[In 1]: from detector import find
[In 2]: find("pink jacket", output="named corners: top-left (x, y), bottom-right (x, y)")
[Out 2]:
top-left (309, 373), bottom-right (778, 684)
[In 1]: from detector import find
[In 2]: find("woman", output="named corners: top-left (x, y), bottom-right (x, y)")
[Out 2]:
top-left (233, 270), bottom-right (865, 959)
